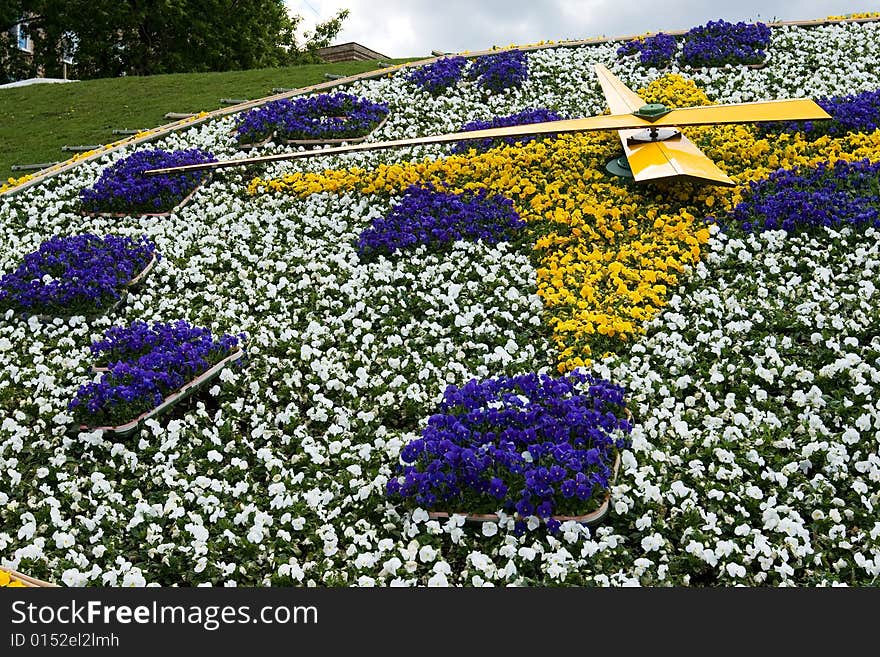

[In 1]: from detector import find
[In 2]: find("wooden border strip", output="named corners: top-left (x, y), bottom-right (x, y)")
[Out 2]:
top-left (2, 15), bottom-right (877, 199)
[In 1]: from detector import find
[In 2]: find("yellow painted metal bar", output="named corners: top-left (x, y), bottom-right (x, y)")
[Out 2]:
top-left (145, 112), bottom-right (664, 175)
top-left (642, 98), bottom-right (831, 127)
top-left (626, 136), bottom-right (735, 186)
top-left (593, 64), bottom-right (646, 114)
top-left (594, 63), bottom-right (733, 185)
top-left (147, 94), bottom-right (829, 178)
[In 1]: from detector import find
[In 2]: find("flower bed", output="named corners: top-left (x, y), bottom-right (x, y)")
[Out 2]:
top-left (232, 100), bottom-right (289, 147)
top-left (617, 33), bottom-right (677, 69)
top-left (386, 372), bottom-right (631, 532)
top-left (467, 49), bottom-right (528, 93)
top-left (2, 18), bottom-right (880, 587)
top-left (233, 93), bottom-right (389, 147)
top-left (357, 184), bottom-right (525, 258)
top-left (408, 56), bottom-right (468, 96)
top-left (727, 159), bottom-right (880, 233)
top-left (451, 108), bottom-right (565, 154)
top-left (0, 234), bottom-right (157, 318)
top-left (70, 320), bottom-right (243, 435)
top-left (681, 19), bottom-right (771, 67)
top-left (78, 149), bottom-right (216, 216)
top-left (426, 450), bottom-right (620, 526)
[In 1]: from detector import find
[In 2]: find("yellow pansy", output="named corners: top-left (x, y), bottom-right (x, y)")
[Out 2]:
top-left (826, 12), bottom-right (880, 20)
top-left (0, 173), bottom-right (34, 194)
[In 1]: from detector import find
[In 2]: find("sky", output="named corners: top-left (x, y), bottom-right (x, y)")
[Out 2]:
top-left (286, 0), bottom-right (880, 58)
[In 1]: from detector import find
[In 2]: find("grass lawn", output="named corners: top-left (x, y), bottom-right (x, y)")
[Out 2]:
top-left (0, 58), bottom-right (418, 176)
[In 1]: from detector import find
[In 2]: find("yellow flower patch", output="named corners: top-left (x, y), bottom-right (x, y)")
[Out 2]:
top-left (0, 173), bottom-right (34, 195)
top-left (640, 75), bottom-right (714, 108)
top-left (249, 73), bottom-right (880, 371)
top-left (826, 12), bottom-right (880, 20)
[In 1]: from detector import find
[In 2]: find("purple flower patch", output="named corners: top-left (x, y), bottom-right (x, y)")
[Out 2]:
top-left (385, 371), bottom-right (632, 524)
top-left (70, 320), bottom-right (242, 428)
top-left (468, 50), bottom-right (528, 94)
top-left (451, 107), bottom-right (565, 154)
top-left (0, 234), bottom-right (156, 317)
top-left (759, 88), bottom-right (880, 138)
top-left (357, 184), bottom-right (525, 258)
top-left (617, 32), bottom-right (677, 69)
top-left (728, 159), bottom-right (880, 233)
top-left (234, 93), bottom-right (388, 144)
top-left (78, 149), bottom-right (216, 216)
top-left (407, 56), bottom-right (468, 95)
top-left (233, 99), bottom-right (291, 144)
top-left (681, 19), bottom-right (770, 67)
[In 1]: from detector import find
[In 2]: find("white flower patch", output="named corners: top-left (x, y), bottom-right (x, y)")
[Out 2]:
top-left (604, 222), bottom-right (880, 585)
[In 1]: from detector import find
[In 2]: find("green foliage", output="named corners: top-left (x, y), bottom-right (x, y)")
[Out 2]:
top-left (1, 1), bottom-right (351, 81)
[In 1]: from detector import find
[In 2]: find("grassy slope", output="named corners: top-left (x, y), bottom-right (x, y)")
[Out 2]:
top-left (0, 58), bottom-right (417, 175)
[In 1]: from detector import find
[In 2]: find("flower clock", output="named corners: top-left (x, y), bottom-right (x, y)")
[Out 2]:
top-left (233, 92), bottom-right (389, 147)
top-left (0, 234), bottom-right (157, 318)
top-left (1, 16), bottom-right (880, 587)
top-left (70, 320), bottom-right (244, 435)
top-left (78, 148), bottom-right (216, 216)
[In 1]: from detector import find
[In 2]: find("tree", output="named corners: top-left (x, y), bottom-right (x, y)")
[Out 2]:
top-left (0, 1), bottom-right (349, 81)
top-left (299, 7), bottom-right (351, 57)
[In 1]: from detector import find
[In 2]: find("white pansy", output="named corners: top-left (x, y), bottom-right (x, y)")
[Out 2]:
top-left (418, 544), bottom-right (437, 563)
top-left (427, 571), bottom-right (449, 587)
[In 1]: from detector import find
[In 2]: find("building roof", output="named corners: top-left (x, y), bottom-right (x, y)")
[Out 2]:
top-left (316, 42), bottom-right (390, 62)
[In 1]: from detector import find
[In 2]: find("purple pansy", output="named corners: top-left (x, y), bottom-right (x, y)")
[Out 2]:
top-left (234, 93), bottom-right (388, 144)
top-left (69, 320), bottom-right (242, 428)
top-left (727, 159), bottom-right (880, 233)
top-left (408, 56), bottom-right (468, 95)
top-left (78, 149), bottom-right (216, 215)
top-left (681, 19), bottom-right (771, 67)
top-left (617, 33), bottom-right (677, 69)
top-left (357, 184), bottom-right (525, 258)
top-left (468, 50), bottom-right (528, 94)
top-left (385, 371), bottom-right (632, 524)
top-left (0, 234), bottom-right (156, 317)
